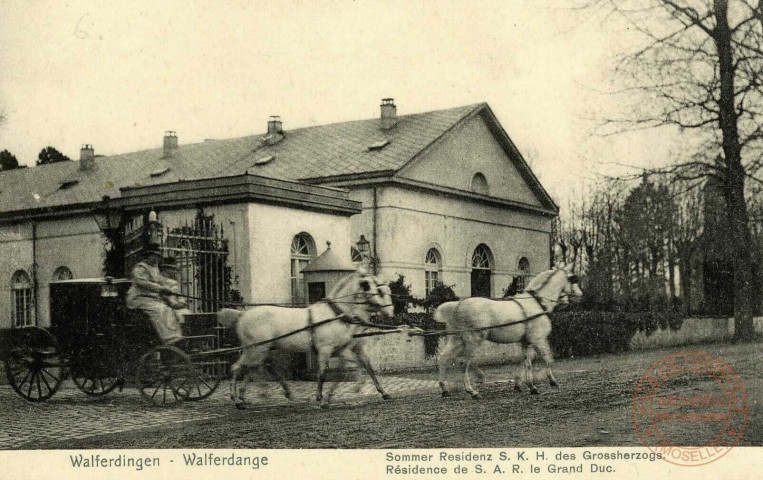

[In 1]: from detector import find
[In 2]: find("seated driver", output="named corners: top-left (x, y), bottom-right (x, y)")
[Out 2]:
top-left (159, 257), bottom-right (191, 325)
top-left (125, 246), bottom-right (183, 344)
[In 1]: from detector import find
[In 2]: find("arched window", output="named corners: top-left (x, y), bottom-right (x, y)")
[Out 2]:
top-left (471, 244), bottom-right (493, 297)
top-left (52, 266), bottom-right (73, 282)
top-left (517, 257), bottom-right (530, 291)
top-left (424, 248), bottom-right (442, 297)
top-left (11, 270), bottom-right (34, 327)
top-left (471, 173), bottom-right (489, 195)
top-left (290, 233), bottom-right (315, 305)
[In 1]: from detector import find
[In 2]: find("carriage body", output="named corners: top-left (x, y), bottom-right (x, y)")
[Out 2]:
top-left (49, 278), bottom-right (159, 382)
top-left (2, 277), bottom-right (222, 405)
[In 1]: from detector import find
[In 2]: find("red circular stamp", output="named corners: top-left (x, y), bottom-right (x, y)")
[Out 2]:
top-left (633, 351), bottom-right (748, 466)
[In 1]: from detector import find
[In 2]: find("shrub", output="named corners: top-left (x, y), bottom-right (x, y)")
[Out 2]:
top-left (388, 275), bottom-right (414, 315)
top-left (549, 310), bottom-right (684, 359)
top-left (420, 283), bottom-right (459, 312)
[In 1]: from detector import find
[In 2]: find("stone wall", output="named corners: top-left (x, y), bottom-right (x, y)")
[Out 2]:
top-left (630, 316), bottom-right (763, 350)
top-left (363, 317), bottom-right (763, 373)
top-left (364, 331), bottom-right (523, 372)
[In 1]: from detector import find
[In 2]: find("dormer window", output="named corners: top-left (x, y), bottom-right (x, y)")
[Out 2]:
top-left (58, 180), bottom-right (79, 190)
top-left (471, 173), bottom-right (489, 195)
top-left (254, 155), bottom-right (275, 166)
top-left (150, 167), bottom-right (170, 177)
top-left (368, 139), bottom-right (390, 151)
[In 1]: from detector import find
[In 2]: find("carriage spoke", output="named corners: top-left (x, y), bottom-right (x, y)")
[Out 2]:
top-left (41, 368), bottom-right (61, 384)
top-left (150, 384), bottom-right (161, 400)
top-left (36, 371), bottom-right (43, 399)
top-left (197, 375), bottom-right (213, 390)
top-left (39, 371), bottom-right (53, 392)
top-left (27, 371), bottom-right (36, 398)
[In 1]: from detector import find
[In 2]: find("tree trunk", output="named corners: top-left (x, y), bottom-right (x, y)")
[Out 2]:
top-left (678, 249), bottom-right (693, 315)
top-left (714, 0), bottom-right (755, 341)
top-left (668, 246), bottom-right (676, 310)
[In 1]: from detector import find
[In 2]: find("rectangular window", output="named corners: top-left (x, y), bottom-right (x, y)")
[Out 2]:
top-left (291, 259), bottom-right (309, 305)
top-left (425, 271), bottom-right (439, 297)
top-left (13, 288), bottom-right (33, 327)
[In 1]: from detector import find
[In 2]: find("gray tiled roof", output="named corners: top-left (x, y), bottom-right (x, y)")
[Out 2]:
top-left (0, 103), bottom-right (490, 215)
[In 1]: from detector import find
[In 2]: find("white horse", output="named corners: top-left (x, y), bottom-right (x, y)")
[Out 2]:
top-left (217, 272), bottom-right (394, 408)
top-left (436, 264), bottom-right (582, 398)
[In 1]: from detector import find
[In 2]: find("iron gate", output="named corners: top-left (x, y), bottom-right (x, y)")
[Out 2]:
top-left (124, 210), bottom-right (231, 313)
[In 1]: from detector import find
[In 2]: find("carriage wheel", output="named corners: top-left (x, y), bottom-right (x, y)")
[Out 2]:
top-left (72, 374), bottom-right (121, 397)
top-left (4, 334), bottom-right (64, 402)
top-left (183, 360), bottom-right (223, 401)
top-left (137, 345), bottom-right (194, 406)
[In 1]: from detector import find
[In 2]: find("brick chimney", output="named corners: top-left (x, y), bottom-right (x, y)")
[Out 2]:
top-left (163, 131), bottom-right (178, 157)
top-left (79, 144), bottom-right (95, 171)
top-left (267, 116), bottom-right (283, 135)
top-left (380, 98), bottom-right (397, 130)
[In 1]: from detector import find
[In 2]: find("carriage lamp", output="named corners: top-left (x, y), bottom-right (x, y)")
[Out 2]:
top-left (356, 235), bottom-right (370, 258)
top-left (91, 195), bottom-right (124, 233)
top-left (356, 235), bottom-right (379, 274)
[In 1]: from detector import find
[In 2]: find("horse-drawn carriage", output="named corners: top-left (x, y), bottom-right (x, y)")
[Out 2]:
top-left (0, 277), bottom-right (227, 406)
top-left (0, 266), bottom-right (583, 408)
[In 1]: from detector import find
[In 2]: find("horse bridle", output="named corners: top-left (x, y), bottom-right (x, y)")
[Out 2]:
top-left (526, 270), bottom-right (579, 310)
top-left (323, 278), bottom-right (392, 323)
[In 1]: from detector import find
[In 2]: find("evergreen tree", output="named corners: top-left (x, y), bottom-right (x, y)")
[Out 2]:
top-left (0, 149), bottom-right (19, 171)
top-left (37, 146), bottom-right (71, 166)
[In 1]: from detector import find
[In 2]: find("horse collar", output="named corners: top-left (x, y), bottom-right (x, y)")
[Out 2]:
top-left (324, 298), bottom-right (344, 317)
top-left (323, 298), bottom-right (360, 324)
top-left (526, 290), bottom-right (549, 312)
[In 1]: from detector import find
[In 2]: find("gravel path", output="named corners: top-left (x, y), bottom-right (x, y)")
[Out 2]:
top-left (10, 342), bottom-right (758, 450)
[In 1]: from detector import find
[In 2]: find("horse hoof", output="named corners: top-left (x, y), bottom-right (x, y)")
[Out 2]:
top-left (530, 388), bottom-right (540, 395)
top-left (382, 393), bottom-right (392, 400)
top-left (513, 383), bottom-right (522, 393)
top-left (550, 380), bottom-right (559, 388)
top-left (471, 393), bottom-right (482, 400)
top-left (235, 402), bottom-right (247, 410)
top-left (319, 403), bottom-right (330, 409)
top-left (441, 391), bottom-right (451, 398)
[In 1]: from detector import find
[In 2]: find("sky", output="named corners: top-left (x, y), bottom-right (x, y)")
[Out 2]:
top-left (0, 0), bottom-right (679, 206)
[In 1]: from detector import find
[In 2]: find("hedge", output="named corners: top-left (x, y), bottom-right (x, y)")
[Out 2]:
top-left (549, 310), bottom-right (683, 359)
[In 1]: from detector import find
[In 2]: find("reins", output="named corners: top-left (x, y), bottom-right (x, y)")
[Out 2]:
top-left (183, 270), bottom-right (578, 355)
top-left (167, 291), bottom-right (374, 308)
top-left (195, 296), bottom-right (404, 357)
top-left (408, 310), bottom-right (550, 337)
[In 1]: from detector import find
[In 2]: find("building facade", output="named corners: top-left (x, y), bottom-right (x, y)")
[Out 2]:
top-left (311, 102), bottom-right (557, 299)
top-left (0, 99), bottom-right (556, 329)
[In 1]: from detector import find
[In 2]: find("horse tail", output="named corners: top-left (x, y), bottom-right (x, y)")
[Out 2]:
top-left (217, 308), bottom-right (244, 327)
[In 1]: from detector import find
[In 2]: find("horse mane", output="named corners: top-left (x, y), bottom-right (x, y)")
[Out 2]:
top-left (525, 270), bottom-right (555, 292)
top-left (327, 271), bottom-right (360, 298)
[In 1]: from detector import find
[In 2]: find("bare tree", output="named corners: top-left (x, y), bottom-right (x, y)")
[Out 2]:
top-left (587, 0), bottom-right (762, 341)
top-left (668, 181), bottom-right (705, 314)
